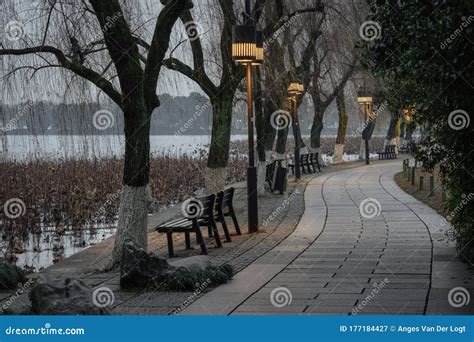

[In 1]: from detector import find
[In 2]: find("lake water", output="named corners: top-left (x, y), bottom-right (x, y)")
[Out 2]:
top-left (0, 134), bottom-right (251, 161)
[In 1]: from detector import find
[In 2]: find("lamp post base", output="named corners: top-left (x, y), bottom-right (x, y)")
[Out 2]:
top-left (365, 139), bottom-right (370, 165)
top-left (247, 166), bottom-right (259, 233)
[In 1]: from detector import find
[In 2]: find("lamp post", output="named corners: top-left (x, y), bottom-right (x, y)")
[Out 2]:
top-left (357, 95), bottom-right (373, 165)
top-left (288, 82), bottom-right (304, 180)
top-left (232, 1), bottom-right (262, 233)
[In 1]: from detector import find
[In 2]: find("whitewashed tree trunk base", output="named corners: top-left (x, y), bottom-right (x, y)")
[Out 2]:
top-left (111, 184), bottom-right (152, 267)
top-left (205, 167), bottom-right (226, 194)
top-left (332, 144), bottom-right (345, 164)
top-left (257, 161), bottom-right (266, 196)
top-left (257, 150), bottom-right (273, 195)
top-left (359, 140), bottom-right (366, 160)
top-left (275, 152), bottom-right (286, 160)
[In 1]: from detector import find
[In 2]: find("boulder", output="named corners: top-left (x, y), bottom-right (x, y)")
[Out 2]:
top-left (29, 277), bottom-right (110, 315)
top-left (0, 262), bottom-right (27, 290)
top-left (168, 255), bottom-right (210, 273)
top-left (120, 243), bottom-right (210, 289)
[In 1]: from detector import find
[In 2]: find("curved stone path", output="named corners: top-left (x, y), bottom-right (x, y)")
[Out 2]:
top-left (183, 160), bottom-right (474, 315)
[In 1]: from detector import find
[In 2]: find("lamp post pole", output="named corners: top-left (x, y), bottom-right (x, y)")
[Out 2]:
top-left (364, 103), bottom-right (370, 165)
top-left (243, 0), bottom-right (258, 233)
top-left (246, 62), bottom-right (258, 233)
top-left (292, 96), bottom-right (301, 180)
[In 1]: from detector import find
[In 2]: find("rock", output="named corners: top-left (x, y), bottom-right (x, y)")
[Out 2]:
top-left (120, 243), bottom-right (174, 289)
top-left (0, 262), bottom-right (27, 290)
top-left (29, 277), bottom-right (110, 315)
top-left (120, 243), bottom-right (210, 289)
top-left (168, 255), bottom-right (210, 273)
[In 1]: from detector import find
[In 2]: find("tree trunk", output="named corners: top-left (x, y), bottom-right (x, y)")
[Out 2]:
top-left (333, 91), bottom-right (348, 164)
top-left (111, 104), bottom-right (152, 266)
top-left (405, 121), bottom-right (416, 141)
top-left (385, 115), bottom-right (400, 152)
top-left (206, 92), bottom-right (233, 193)
top-left (310, 108), bottom-right (324, 150)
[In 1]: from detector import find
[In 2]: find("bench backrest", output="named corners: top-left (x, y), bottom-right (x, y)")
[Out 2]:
top-left (388, 145), bottom-right (396, 153)
top-left (216, 187), bottom-right (235, 213)
top-left (192, 193), bottom-right (215, 219)
top-left (310, 152), bottom-right (319, 162)
top-left (301, 154), bottom-right (309, 163)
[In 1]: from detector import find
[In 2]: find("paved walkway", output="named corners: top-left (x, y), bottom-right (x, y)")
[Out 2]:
top-left (183, 160), bottom-right (474, 315)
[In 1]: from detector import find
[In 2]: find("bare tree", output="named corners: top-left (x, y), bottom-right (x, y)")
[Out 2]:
top-left (162, 0), bottom-right (324, 193)
top-left (0, 0), bottom-right (193, 267)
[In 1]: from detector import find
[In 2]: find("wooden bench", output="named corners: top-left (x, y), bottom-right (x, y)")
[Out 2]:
top-left (215, 187), bottom-right (241, 237)
top-left (399, 142), bottom-right (415, 154)
top-left (289, 153), bottom-right (320, 175)
top-left (309, 152), bottom-right (321, 172)
top-left (377, 145), bottom-right (397, 160)
top-left (156, 194), bottom-right (221, 257)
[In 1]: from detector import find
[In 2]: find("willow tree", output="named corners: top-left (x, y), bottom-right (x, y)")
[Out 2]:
top-left (0, 0), bottom-right (193, 266)
top-left (163, 0), bottom-right (324, 192)
top-left (333, 89), bottom-right (348, 163)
